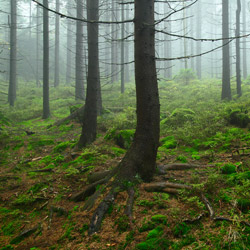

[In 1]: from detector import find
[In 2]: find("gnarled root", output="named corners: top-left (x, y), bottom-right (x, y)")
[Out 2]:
top-left (88, 188), bottom-right (118, 235)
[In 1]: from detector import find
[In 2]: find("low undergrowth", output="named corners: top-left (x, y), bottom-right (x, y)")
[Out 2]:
top-left (1, 79), bottom-right (250, 249)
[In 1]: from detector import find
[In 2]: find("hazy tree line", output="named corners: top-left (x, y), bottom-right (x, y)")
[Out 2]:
top-left (1, 0), bottom-right (250, 107)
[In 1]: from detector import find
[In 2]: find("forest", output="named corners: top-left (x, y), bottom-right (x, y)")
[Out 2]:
top-left (1, 0), bottom-right (250, 249)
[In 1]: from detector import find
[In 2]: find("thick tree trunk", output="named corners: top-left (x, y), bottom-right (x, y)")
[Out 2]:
top-left (236, 0), bottom-right (242, 97)
top-left (221, 0), bottom-right (231, 100)
top-left (125, 7), bottom-right (130, 83)
top-left (77, 0), bottom-right (100, 148)
top-left (116, 0), bottom-right (160, 182)
top-left (75, 0), bottom-right (85, 100)
top-left (8, 0), bottom-right (17, 106)
top-left (54, 0), bottom-right (60, 87)
top-left (42, 0), bottom-right (50, 119)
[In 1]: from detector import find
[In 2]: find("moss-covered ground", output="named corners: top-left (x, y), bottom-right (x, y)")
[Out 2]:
top-left (0, 75), bottom-right (250, 249)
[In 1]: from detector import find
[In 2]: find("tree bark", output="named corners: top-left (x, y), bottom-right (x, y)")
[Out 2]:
top-left (8, 0), bottom-right (17, 106)
top-left (236, 0), bottom-right (242, 97)
top-left (116, 0), bottom-right (160, 182)
top-left (42, 0), bottom-right (50, 119)
top-left (36, 4), bottom-right (41, 87)
top-left (221, 0), bottom-right (231, 100)
top-left (242, 0), bottom-right (247, 79)
top-left (196, 0), bottom-right (202, 79)
top-left (77, 0), bottom-right (100, 148)
top-left (75, 0), bottom-right (85, 100)
top-left (54, 0), bottom-right (60, 87)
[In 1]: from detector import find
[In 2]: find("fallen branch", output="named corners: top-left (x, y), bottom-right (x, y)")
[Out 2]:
top-left (28, 168), bottom-right (54, 173)
top-left (125, 187), bottom-right (135, 221)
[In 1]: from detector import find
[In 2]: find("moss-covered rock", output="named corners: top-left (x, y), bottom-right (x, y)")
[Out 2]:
top-left (228, 109), bottom-right (250, 128)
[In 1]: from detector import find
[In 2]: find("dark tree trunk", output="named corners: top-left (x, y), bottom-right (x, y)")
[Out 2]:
top-left (87, 0), bottom-right (160, 235)
top-left (120, 2), bottom-right (125, 93)
top-left (196, 1), bottom-right (202, 79)
top-left (111, 0), bottom-right (117, 83)
top-left (36, 4), bottom-right (41, 87)
top-left (116, 0), bottom-right (160, 182)
top-left (77, 0), bottom-right (100, 148)
top-left (75, 0), bottom-right (85, 100)
top-left (242, 0), bottom-right (247, 79)
top-left (54, 0), bottom-right (60, 87)
top-left (65, 0), bottom-right (72, 85)
top-left (43, 0), bottom-right (50, 119)
top-left (221, 0), bottom-right (231, 100)
top-left (124, 6), bottom-right (130, 83)
top-left (236, 0), bottom-right (242, 97)
top-left (8, 0), bottom-right (17, 106)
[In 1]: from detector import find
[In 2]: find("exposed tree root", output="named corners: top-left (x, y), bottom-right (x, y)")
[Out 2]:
top-left (88, 188), bottom-right (119, 235)
top-left (184, 214), bottom-right (205, 224)
top-left (143, 182), bottom-right (192, 193)
top-left (157, 163), bottom-right (215, 174)
top-left (124, 187), bottom-right (135, 221)
top-left (29, 168), bottom-right (54, 173)
top-left (53, 105), bottom-right (85, 126)
top-left (87, 170), bottom-right (111, 184)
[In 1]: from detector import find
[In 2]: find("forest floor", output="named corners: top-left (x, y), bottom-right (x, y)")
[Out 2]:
top-left (1, 78), bottom-right (250, 250)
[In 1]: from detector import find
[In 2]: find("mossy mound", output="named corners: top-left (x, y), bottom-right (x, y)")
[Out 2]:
top-left (104, 129), bottom-right (135, 149)
top-left (228, 109), bottom-right (250, 128)
top-left (220, 163), bottom-right (237, 174)
top-left (160, 136), bottom-right (177, 149)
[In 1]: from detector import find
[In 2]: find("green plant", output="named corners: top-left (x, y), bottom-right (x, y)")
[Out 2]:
top-left (115, 215), bottom-right (130, 232)
top-left (174, 68), bottom-right (197, 84)
top-left (220, 163), bottom-right (237, 174)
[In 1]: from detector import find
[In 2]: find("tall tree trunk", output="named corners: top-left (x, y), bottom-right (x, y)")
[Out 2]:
top-left (236, 0), bottom-right (242, 97)
top-left (43, 0), bottom-right (50, 118)
top-left (120, 2), bottom-right (125, 93)
top-left (8, 0), bottom-right (17, 106)
top-left (54, 0), bottom-right (60, 87)
top-left (75, 0), bottom-right (85, 100)
top-left (78, 0), bottom-right (100, 148)
top-left (111, 0), bottom-right (117, 83)
top-left (242, 0), bottom-right (247, 79)
top-left (196, 1), bottom-right (202, 79)
top-left (124, 6), bottom-right (130, 83)
top-left (221, 0), bottom-right (231, 100)
top-left (65, 0), bottom-right (72, 85)
top-left (36, 4), bottom-right (41, 87)
top-left (164, 4), bottom-right (172, 79)
top-left (116, 0), bottom-right (159, 182)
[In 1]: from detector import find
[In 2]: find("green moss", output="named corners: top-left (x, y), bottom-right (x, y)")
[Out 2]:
top-left (151, 215), bottom-right (167, 224)
top-left (147, 226), bottom-right (164, 239)
top-left (111, 147), bottom-right (126, 156)
top-left (173, 222), bottom-right (190, 237)
top-left (220, 163), bottom-right (237, 174)
top-left (12, 194), bottom-right (36, 206)
top-left (160, 136), bottom-right (177, 149)
top-left (237, 198), bottom-right (250, 213)
top-left (137, 199), bottom-right (155, 208)
top-left (105, 129), bottom-right (135, 149)
top-left (27, 139), bottom-right (55, 150)
top-left (228, 109), bottom-right (250, 128)
top-left (53, 141), bottom-right (71, 153)
top-left (115, 215), bottom-right (130, 232)
top-left (0, 246), bottom-right (14, 250)
top-left (139, 221), bottom-right (156, 232)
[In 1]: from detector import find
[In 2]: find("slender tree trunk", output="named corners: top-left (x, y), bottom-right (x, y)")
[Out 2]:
top-left (116, 0), bottom-right (160, 182)
top-left (111, 0), bottom-right (116, 83)
top-left (221, 0), bottom-right (231, 100)
top-left (124, 6), bottom-right (130, 82)
top-left (36, 5), bottom-right (41, 87)
top-left (43, 0), bottom-right (50, 118)
top-left (8, 0), bottom-right (17, 106)
top-left (54, 0), bottom-right (60, 87)
top-left (78, 0), bottom-right (100, 148)
top-left (120, 2), bottom-right (125, 93)
top-left (65, 0), bottom-right (72, 85)
top-left (242, 0), bottom-right (247, 79)
top-left (236, 0), bottom-right (242, 97)
top-left (75, 0), bottom-right (85, 100)
top-left (196, 1), bottom-right (202, 79)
